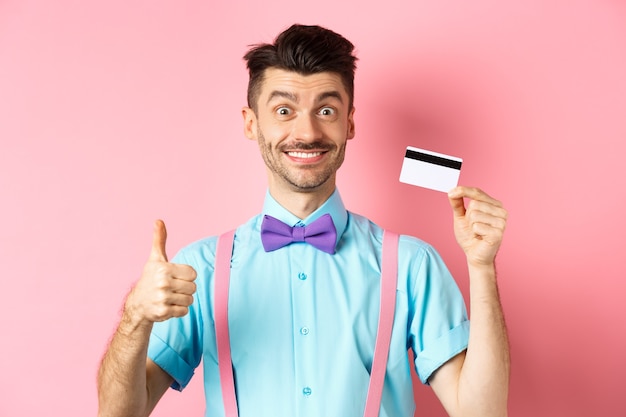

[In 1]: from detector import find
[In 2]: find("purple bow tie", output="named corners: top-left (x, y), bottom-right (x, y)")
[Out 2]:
top-left (260, 214), bottom-right (337, 254)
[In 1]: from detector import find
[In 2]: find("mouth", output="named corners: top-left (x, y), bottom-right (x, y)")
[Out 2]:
top-left (281, 142), bottom-right (333, 165)
top-left (286, 151), bottom-right (324, 159)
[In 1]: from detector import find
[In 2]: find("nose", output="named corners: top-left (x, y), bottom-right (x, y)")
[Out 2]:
top-left (292, 113), bottom-right (322, 142)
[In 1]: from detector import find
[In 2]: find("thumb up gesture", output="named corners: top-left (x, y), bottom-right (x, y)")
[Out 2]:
top-left (125, 220), bottom-right (198, 324)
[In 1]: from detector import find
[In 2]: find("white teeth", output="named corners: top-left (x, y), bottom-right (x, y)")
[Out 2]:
top-left (288, 152), bottom-right (322, 158)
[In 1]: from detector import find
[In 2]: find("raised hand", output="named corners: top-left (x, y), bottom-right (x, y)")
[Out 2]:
top-left (124, 220), bottom-right (198, 324)
top-left (447, 186), bottom-right (508, 267)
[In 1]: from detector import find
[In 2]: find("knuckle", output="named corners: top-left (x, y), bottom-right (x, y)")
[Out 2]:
top-left (187, 266), bottom-right (198, 278)
top-left (153, 290), bottom-right (171, 306)
top-left (154, 263), bottom-right (171, 277)
top-left (155, 275), bottom-right (172, 291)
top-left (174, 306), bottom-right (189, 318)
top-left (153, 305), bottom-right (171, 321)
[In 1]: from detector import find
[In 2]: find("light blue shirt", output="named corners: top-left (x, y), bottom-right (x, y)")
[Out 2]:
top-left (148, 190), bottom-right (469, 417)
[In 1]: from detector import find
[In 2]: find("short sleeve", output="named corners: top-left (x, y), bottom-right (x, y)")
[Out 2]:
top-left (402, 238), bottom-right (470, 384)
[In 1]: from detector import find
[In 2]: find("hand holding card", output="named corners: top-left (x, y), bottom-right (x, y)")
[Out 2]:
top-left (399, 146), bottom-right (463, 192)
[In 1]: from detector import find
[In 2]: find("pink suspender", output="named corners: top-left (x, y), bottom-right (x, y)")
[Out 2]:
top-left (363, 230), bottom-right (399, 417)
top-left (215, 230), bottom-right (238, 417)
top-left (214, 230), bottom-right (399, 417)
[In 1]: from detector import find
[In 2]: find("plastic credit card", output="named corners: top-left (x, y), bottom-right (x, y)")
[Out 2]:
top-left (399, 146), bottom-right (463, 192)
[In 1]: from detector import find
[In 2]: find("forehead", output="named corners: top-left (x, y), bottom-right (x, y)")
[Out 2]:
top-left (258, 68), bottom-right (349, 103)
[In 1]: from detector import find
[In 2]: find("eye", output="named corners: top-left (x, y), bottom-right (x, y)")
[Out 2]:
top-left (319, 107), bottom-right (336, 116)
top-left (276, 106), bottom-right (291, 116)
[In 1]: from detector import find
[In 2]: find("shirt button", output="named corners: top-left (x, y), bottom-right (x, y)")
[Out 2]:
top-left (300, 327), bottom-right (309, 335)
top-left (302, 387), bottom-right (312, 396)
top-left (297, 272), bottom-right (307, 281)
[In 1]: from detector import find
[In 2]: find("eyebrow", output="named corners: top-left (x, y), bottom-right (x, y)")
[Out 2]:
top-left (266, 90), bottom-right (298, 105)
top-left (266, 90), bottom-right (344, 105)
top-left (318, 91), bottom-right (344, 103)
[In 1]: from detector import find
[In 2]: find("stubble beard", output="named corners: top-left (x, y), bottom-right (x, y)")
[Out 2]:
top-left (257, 128), bottom-right (346, 191)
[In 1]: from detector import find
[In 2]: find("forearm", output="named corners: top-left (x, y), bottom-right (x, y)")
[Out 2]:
top-left (97, 220), bottom-right (194, 416)
top-left (457, 262), bottom-right (510, 417)
top-left (97, 310), bottom-right (154, 417)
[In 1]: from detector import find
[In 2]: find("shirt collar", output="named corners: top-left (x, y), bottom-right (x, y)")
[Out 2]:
top-left (261, 189), bottom-right (349, 242)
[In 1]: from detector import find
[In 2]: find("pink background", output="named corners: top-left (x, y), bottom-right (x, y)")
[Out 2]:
top-left (1, 1), bottom-right (625, 416)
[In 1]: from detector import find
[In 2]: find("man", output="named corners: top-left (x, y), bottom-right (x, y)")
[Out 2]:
top-left (97, 24), bottom-right (509, 417)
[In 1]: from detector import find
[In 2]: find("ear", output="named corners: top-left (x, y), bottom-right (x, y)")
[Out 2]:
top-left (242, 107), bottom-right (257, 140)
top-left (346, 106), bottom-right (356, 140)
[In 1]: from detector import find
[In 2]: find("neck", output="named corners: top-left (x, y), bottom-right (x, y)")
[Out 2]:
top-left (268, 182), bottom-right (336, 219)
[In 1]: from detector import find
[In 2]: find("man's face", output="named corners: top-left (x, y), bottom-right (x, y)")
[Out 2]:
top-left (243, 68), bottom-right (355, 195)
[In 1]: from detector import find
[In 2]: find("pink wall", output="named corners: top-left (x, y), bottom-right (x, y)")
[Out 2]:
top-left (1, 1), bottom-right (624, 416)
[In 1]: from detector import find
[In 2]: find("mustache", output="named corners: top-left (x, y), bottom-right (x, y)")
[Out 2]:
top-left (279, 142), bottom-right (334, 151)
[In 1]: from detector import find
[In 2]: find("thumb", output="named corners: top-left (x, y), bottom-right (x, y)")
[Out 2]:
top-left (447, 188), bottom-right (467, 218)
top-left (149, 219), bottom-right (168, 262)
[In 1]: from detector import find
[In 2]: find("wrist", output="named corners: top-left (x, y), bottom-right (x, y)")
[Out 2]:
top-left (120, 293), bottom-right (154, 336)
top-left (118, 310), bottom-right (154, 339)
top-left (467, 261), bottom-right (498, 285)
top-left (467, 260), bottom-right (496, 273)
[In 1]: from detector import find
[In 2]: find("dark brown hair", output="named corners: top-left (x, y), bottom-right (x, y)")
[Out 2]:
top-left (243, 24), bottom-right (358, 111)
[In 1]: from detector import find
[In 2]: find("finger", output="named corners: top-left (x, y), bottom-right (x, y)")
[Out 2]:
top-left (150, 303), bottom-right (192, 322)
top-left (469, 221), bottom-right (505, 245)
top-left (169, 305), bottom-right (192, 318)
top-left (448, 189), bottom-right (467, 218)
top-left (164, 292), bottom-right (195, 308)
top-left (466, 200), bottom-right (509, 222)
top-left (150, 219), bottom-right (168, 262)
top-left (449, 186), bottom-right (503, 208)
top-left (169, 263), bottom-right (197, 282)
top-left (466, 211), bottom-right (507, 233)
top-left (169, 277), bottom-right (197, 296)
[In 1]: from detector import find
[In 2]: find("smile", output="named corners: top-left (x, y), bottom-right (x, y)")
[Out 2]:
top-left (286, 151), bottom-right (323, 159)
